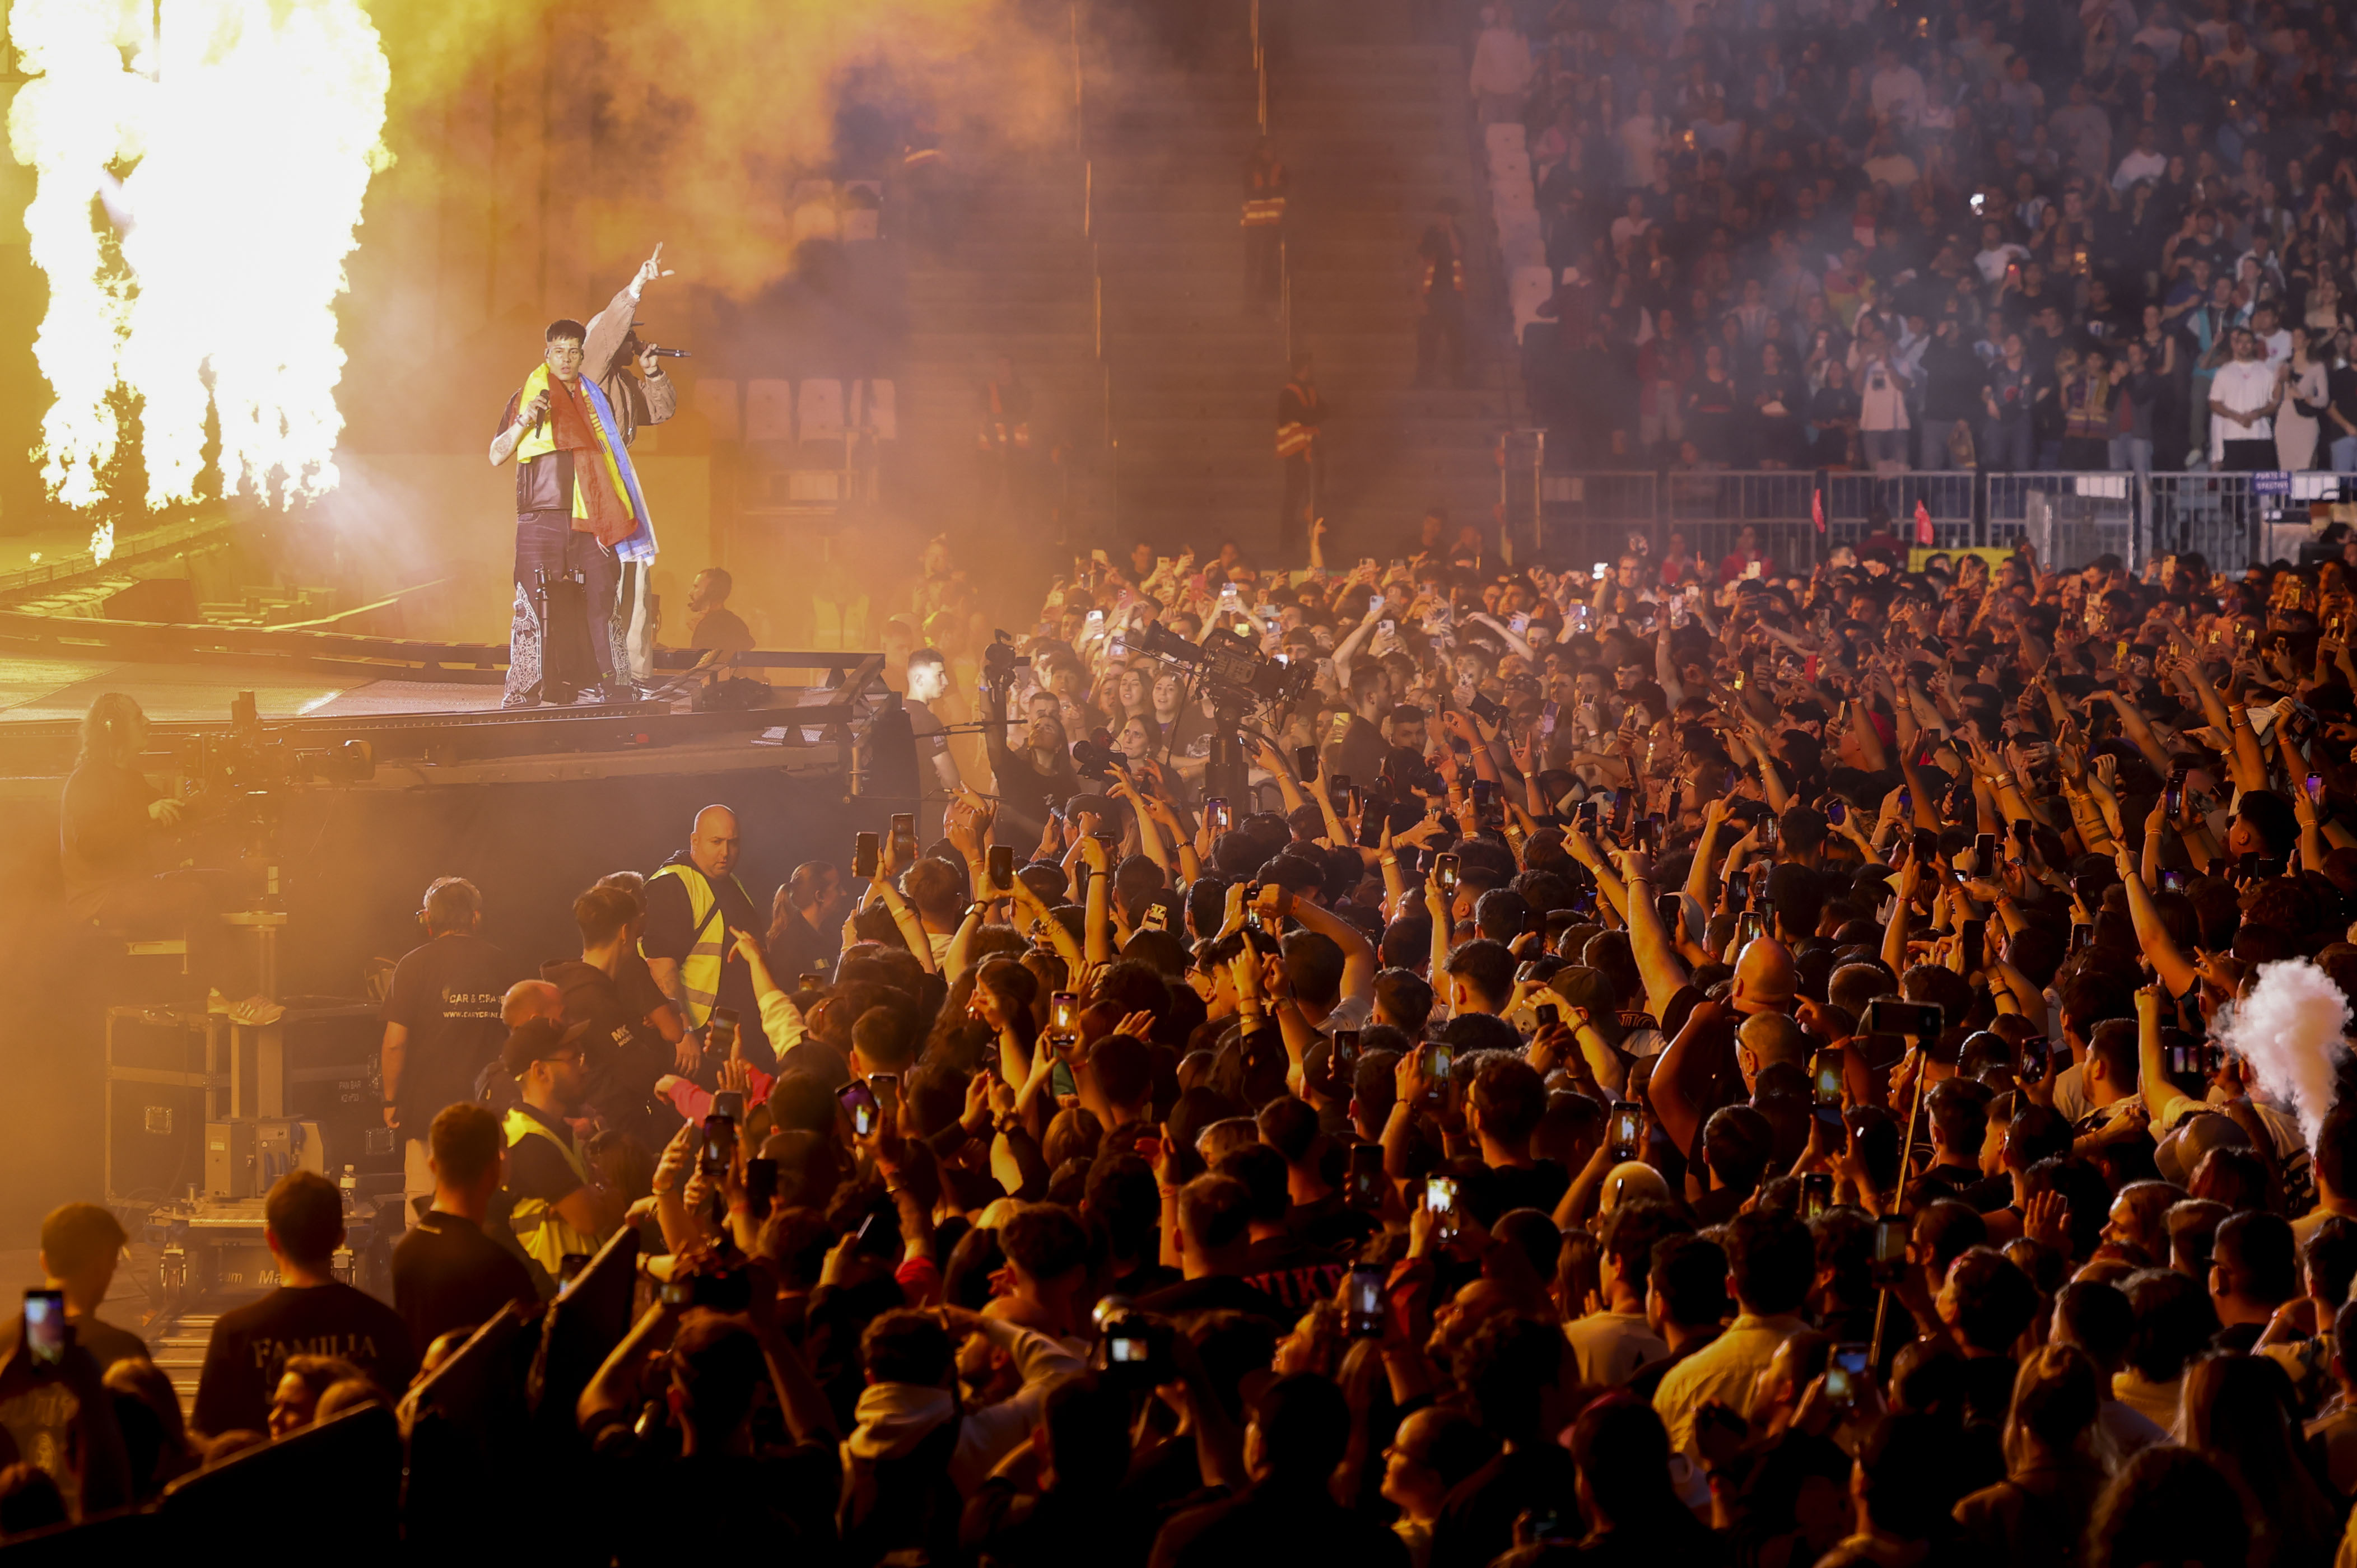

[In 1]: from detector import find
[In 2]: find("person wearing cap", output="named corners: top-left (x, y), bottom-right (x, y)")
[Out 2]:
top-left (499, 1019), bottom-right (627, 1278)
top-left (2132, 982), bottom-right (2299, 1170)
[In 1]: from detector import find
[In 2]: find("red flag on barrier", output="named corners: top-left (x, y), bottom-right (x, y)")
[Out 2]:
top-left (1915, 498), bottom-right (1934, 545)
top-left (1811, 488), bottom-right (1825, 534)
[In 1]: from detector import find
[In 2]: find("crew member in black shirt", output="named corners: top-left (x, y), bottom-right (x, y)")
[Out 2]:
top-left (393, 1104), bottom-right (537, 1353)
top-left (594, 870), bottom-right (684, 1049)
top-left (192, 1170), bottom-right (417, 1436)
top-left (382, 876), bottom-right (512, 1209)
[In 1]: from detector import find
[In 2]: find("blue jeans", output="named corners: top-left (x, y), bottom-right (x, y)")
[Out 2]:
top-left (1981, 417), bottom-right (2032, 471)
top-left (2109, 435), bottom-right (2153, 473)
top-left (2333, 435), bottom-right (2357, 473)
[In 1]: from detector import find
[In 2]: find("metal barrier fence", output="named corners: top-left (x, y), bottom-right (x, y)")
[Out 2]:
top-left (1538, 472), bottom-right (1659, 567)
top-left (1985, 472), bottom-right (2139, 566)
top-left (1532, 466), bottom-right (2351, 572)
top-left (1660, 470), bottom-right (1818, 573)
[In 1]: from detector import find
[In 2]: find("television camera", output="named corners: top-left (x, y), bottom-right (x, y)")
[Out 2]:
top-left (1126, 620), bottom-right (1315, 805)
top-left (174, 692), bottom-right (376, 794)
top-left (1130, 620), bottom-right (1313, 711)
top-left (164, 692), bottom-right (376, 878)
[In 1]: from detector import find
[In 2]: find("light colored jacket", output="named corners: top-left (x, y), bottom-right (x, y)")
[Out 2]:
top-left (842, 1316), bottom-right (1085, 1495)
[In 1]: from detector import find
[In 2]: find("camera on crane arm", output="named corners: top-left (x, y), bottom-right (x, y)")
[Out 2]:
top-left (170, 690), bottom-right (376, 836)
top-left (1133, 621), bottom-right (1313, 714)
top-left (177, 691), bottom-right (376, 791)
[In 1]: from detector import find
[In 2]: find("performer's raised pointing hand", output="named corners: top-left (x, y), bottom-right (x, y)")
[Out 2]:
top-left (633, 242), bottom-right (672, 293)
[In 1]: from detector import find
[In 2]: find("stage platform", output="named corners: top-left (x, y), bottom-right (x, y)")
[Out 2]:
top-left (0, 605), bottom-right (889, 785)
top-left (0, 654), bottom-right (505, 726)
top-left (0, 610), bottom-right (897, 1245)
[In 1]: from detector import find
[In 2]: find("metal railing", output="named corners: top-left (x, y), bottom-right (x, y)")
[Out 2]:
top-left (1251, 0), bottom-right (1293, 370)
top-left (1251, 0), bottom-right (1269, 135)
top-left (1279, 235), bottom-right (1293, 367)
top-left (0, 513), bottom-right (235, 603)
top-left (1498, 428), bottom-right (1545, 554)
top-left (1072, 1), bottom-right (1114, 533)
top-left (1526, 466), bottom-right (2351, 572)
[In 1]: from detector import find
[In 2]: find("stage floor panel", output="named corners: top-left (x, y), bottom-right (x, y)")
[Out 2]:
top-left (3, 659), bottom-right (347, 724)
top-left (0, 656), bottom-right (511, 725)
top-left (297, 680), bottom-right (507, 717)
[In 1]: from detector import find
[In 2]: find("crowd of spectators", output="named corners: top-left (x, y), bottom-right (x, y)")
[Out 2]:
top-left (1470, 0), bottom-right (2357, 478)
top-left (29, 516), bottom-right (2357, 1567)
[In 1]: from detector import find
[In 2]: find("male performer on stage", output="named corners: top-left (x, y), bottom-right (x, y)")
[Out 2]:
top-left (490, 246), bottom-right (676, 706)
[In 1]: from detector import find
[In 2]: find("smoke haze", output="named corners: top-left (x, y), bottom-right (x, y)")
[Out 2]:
top-left (2217, 959), bottom-right (2351, 1152)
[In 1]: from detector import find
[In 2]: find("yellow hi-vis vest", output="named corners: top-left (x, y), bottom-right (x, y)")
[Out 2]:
top-left (648, 862), bottom-right (752, 1030)
top-left (504, 1107), bottom-right (602, 1276)
top-left (511, 363), bottom-right (637, 531)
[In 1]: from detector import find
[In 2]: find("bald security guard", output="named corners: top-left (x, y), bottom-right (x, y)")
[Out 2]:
top-left (643, 805), bottom-right (772, 1074)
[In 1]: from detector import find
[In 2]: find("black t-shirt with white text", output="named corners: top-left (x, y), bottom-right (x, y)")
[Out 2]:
top-left (191, 1282), bottom-right (416, 1437)
top-left (384, 932), bottom-right (512, 1133)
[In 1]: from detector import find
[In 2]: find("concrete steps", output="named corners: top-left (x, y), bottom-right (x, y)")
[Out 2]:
top-left (1089, 52), bottom-right (1284, 550)
top-left (1256, 24), bottom-right (1525, 543)
top-left (894, 139), bottom-right (1112, 535)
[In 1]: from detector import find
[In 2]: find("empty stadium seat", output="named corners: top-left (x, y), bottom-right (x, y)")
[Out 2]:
top-left (744, 378), bottom-right (795, 442)
top-left (694, 377), bottom-right (740, 442)
top-left (790, 180), bottom-right (840, 244)
top-left (852, 378), bottom-right (897, 440)
top-left (842, 179), bottom-right (883, 242)
top-left (798, 379), bottom-right (846, 442)
top-left (1496, 207), bottom-right (1545, 270)
top-left (1510, 265), bottom-right (1554, 342)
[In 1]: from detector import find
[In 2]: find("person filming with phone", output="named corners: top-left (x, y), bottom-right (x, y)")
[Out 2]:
top-left (0, 1267), bottom-right (134, 1523)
